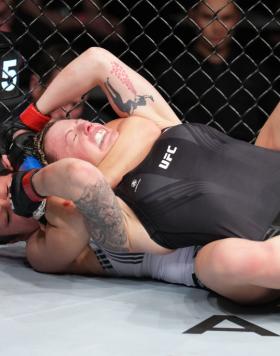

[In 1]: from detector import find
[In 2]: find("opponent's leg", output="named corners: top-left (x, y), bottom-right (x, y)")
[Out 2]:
top-left (194, 237), bottom-right (280, 304)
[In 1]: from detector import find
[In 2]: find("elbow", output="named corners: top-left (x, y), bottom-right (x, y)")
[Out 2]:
top-left (83, 47), bottom-right (104, 61)
top-left (83, 47), bottom-right (113, 72)
top-left (63, 47), bottom-right (111, 89)
top-left (64, 159), bottom-right (103, 186)
top-left (86, 46), bottom-right (119, 68)
top-left (40, 158), bottom-right (95, 190)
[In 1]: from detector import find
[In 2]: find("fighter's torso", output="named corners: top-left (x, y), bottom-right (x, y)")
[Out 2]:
top-left (116, 123), bottom-right (280, 248)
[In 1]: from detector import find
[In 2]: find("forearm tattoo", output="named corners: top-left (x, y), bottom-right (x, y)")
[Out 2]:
top-left (74, 180), bottom-right (129, 252)
top-left (105, 77), bottom-right (154, 115)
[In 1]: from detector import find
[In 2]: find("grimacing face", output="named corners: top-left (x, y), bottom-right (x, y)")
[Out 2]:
top-left (43, 119), bottom-right (119, 165)
top-left (193, 0), bottom-right (240, 48)
top-left (0, 174), bottom-right (39, 238)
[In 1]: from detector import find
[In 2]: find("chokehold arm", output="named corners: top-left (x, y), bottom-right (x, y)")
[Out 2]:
top-left (32, 47), bottom-right (181, 130)
top-left (11, 158), bottom-right (131, 253)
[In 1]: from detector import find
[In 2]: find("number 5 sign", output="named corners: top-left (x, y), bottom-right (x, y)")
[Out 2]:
top-left (1, 59), bottom-right (18, 92)
top-left (0, 46), bottom-right (22, 101)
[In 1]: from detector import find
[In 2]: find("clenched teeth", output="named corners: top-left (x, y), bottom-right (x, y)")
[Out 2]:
top-left (95, 129), bottom-right (106, 147)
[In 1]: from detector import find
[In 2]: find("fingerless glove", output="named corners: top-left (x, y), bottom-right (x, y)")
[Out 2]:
top-left (20, 103), bottom-right (50, 132)
top-left (10, 169), bottom-right (46, 218)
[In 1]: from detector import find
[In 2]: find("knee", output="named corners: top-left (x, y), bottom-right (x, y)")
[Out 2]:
top-left (209, 240), bottom-right (246, 279)
top-left (196, 239), bottom-right (269, 283)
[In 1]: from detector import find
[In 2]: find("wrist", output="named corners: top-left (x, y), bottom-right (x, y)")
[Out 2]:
top-left (23, 169), bottom-right (45, 202)
top-left (31, 168), bottom-right (49, 198)
top-left (35, 99), bottom-right (48, 115)
top-left (20, 103), bottom-right (51, 132)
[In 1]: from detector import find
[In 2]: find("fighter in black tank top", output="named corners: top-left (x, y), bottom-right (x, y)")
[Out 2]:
top-left (116, 123), bottom-right (280, 249)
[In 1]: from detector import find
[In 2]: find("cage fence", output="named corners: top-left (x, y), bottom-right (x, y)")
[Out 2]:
top-left (0, 0), bottom-right (279, 143)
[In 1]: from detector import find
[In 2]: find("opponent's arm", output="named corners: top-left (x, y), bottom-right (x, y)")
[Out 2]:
top-left (24, 47), bottom-right (180, 130)
top-left (26, 224), bottom-right (87, 273)
top-left (26, 197), bottom-right (106, 275)
top-left (28, 229), bottom-right (109, 275)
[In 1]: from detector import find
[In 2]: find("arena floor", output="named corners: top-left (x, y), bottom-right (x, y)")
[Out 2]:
top-left (1, 243), bottom-right (280, 356)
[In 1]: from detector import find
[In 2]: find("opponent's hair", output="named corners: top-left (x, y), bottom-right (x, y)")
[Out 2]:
top-left (0, 158), bottom-right (12, 176)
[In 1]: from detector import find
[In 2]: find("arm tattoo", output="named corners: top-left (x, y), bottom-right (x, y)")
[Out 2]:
top-left (104, 77), bottom-right (154, 115)
top-left (74, 179), bottom-right (129, 252)
top-left (110, 61), bottom-right (137, 95)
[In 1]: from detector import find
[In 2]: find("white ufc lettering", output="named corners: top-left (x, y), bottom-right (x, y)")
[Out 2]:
top-left (159, 145), bottom-right (177, 170)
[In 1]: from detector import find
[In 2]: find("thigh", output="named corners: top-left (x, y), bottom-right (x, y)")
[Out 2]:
top-left (194, 238), bottom-right (280, 304)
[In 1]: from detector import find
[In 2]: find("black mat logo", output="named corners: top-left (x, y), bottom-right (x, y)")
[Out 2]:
top-left (183, 315), bottom-right (278, 336)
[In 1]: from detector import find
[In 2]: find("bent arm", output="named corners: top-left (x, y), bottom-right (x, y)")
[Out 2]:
top-left (31, 158), bottom-right (131, 252)
top-left (26, 197), bottom-right (106, 275)
top-left (26, 225), bottom-right (86, 273)
top-left (36, 47), bottom-right (180, 129)
top-left (27, 231), bottom-right (105, 275)
top-left (25, 195), bottom-right (90, 273)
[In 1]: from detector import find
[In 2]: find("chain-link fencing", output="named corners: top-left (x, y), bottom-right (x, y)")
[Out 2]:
top-left (0, 0), bottom-right (279, 142)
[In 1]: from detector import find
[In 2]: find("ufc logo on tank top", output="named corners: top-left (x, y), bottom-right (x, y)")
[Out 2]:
top-left (159, 145), bottom-right (177, 170)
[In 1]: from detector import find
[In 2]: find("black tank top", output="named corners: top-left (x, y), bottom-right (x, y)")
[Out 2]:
top-left (116, 123), bottom-right (280, 249)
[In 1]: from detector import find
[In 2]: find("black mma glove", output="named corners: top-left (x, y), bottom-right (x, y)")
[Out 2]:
top-left (10, 169), bottom-right (46, 219)
top-left (0, 119), bottom-right (28, 155)
top-left (8, 131), bottom-right (40, 170)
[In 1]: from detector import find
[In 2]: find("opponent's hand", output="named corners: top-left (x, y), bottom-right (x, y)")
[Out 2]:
top-left (10, 169), bottom-right (46, 219)
top-left (8, 131), bottom-right (42, 170)
top-left (0, 119), bottom-right (28, 155)
top-left (20, 103), bottom-right (51, 132)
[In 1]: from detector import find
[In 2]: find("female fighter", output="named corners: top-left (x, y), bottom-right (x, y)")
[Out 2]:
top-left (11, 47), bottom-right (280, 253)
top-left (7, 156), bottom-right (280, 305)
top-left (2, 46), bottom-right (280, 303)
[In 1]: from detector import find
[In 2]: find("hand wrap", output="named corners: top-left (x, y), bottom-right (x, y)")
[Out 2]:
top-left (20, 103), bottom-right (50, 132)
top-left (10, 169), bottom-right (46, 219)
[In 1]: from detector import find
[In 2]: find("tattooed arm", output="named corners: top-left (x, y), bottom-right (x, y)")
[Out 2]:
top-left (32, 158), bottom-right (131, 252)
top-left (35, 47), bottom-right (181, 129)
